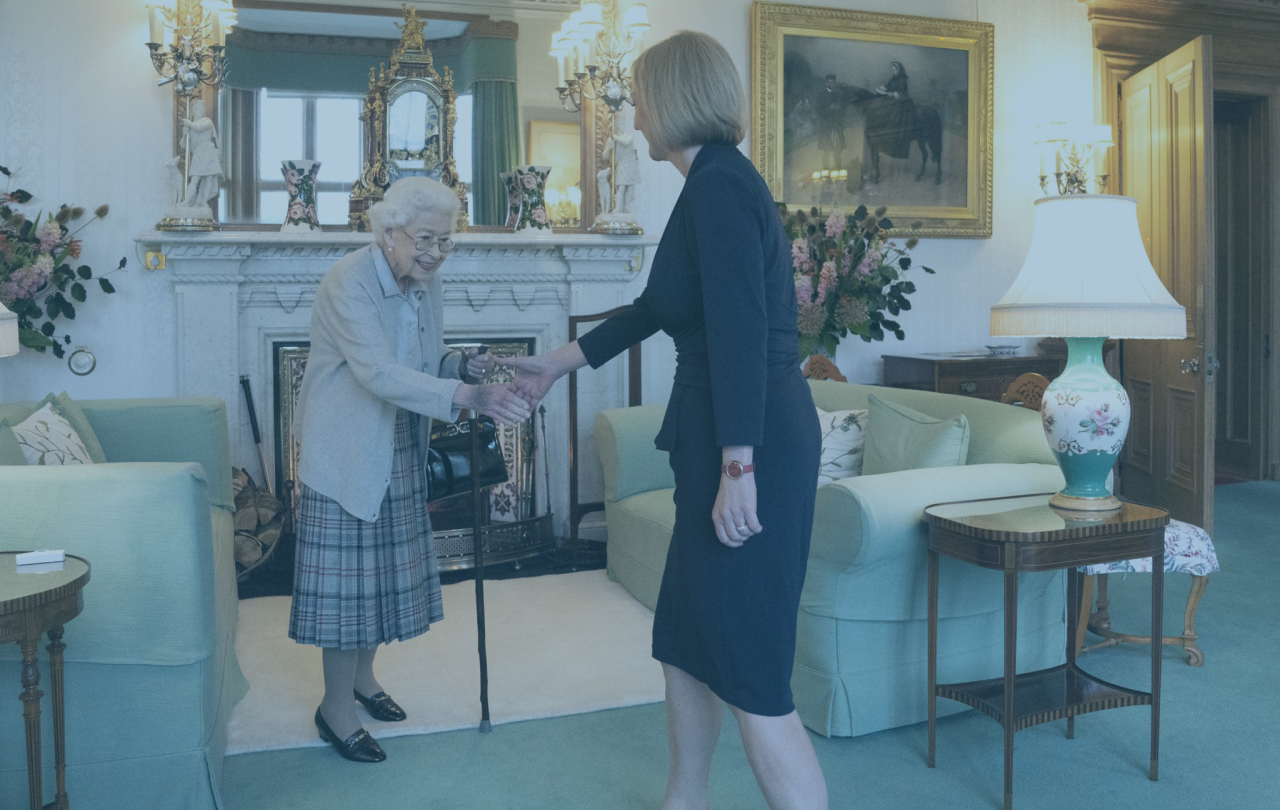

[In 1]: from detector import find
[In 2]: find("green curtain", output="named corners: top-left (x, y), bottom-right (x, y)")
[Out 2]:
top-left (471, 79), bottom-right (520, 227)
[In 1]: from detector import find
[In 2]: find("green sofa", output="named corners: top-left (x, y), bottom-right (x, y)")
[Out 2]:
top-left (594, 379), bottom-right (1070, 737)
top-left (0, 397), bottom-right (248, 809)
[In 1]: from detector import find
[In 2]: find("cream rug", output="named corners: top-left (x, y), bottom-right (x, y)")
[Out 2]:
top-left (226, 569), bottom-right (664, 755)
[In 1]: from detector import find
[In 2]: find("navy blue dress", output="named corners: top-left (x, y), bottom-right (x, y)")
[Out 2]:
top-left (579, 144), bottom-right (821, 716)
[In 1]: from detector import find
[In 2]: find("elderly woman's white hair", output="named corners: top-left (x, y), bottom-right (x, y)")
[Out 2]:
top-left (368, 177), bottom-right (461, 249)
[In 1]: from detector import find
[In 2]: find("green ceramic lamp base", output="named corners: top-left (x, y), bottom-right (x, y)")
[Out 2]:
top-left (1040, 337), bottom-right (1131, 512)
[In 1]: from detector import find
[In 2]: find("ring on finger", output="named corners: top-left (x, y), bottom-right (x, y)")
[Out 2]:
top-left (736, 524), bottom-right (748, 533)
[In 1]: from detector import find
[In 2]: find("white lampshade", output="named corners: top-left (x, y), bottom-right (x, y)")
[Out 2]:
top-left (991, 194), bottom-right (1186, 339)
top-left (579, 2), bottom-right (606, 33)
top-left (624, 4), bottom-right (650, 32)
top-left (0, 300), bottom-right (19, 358)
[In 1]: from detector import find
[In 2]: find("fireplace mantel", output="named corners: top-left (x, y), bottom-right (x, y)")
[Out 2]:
top-left (136, 229), bottom-right (658, 537)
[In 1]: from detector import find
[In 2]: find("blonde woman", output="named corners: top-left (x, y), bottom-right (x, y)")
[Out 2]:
top-left (289, 177), bottom-right (530, 762)
top-left (505, 32), bottom-right (827, 810)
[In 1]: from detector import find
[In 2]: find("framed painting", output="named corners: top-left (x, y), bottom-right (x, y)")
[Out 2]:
top-left (751, 3), bottom-right (993, 238)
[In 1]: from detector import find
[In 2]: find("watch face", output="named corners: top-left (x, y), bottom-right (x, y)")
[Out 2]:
top-left (725, 460), bottom-right (743, 479)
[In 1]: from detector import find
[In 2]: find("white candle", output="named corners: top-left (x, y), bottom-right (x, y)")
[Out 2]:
top-left (210, 14), bottom-right (221, 47)
top-left (556, 54), bottom-right (565, 85)
top-left (1054, 146), bottom-right (1062, 175)
top-left (1094, 146), bottom-right (1107, 185)
top-left (149, 7), bottom-right (161, 45)
top-left (1038, 148), bottom-right (1045, 177)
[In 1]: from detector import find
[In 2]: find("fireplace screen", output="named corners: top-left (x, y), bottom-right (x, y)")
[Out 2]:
top-left (273, 339), bottom-right (550, 569)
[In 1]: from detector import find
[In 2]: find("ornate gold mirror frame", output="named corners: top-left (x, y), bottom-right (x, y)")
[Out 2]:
top-left (348, 5), bottom-right (466, 231)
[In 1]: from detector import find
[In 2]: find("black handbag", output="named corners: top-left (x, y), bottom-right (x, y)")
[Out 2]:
top-left (426, 417), bottom-right (509, 502)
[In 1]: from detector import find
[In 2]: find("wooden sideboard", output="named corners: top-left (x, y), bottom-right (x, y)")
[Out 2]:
top-left (882, 354), bottom-right (1066, 402)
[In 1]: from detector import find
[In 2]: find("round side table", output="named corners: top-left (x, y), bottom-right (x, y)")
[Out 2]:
top-left (0, 552), bottom-right (91, 810)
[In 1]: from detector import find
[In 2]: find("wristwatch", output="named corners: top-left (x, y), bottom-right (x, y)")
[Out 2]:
top-left (721, 460), bottom-right (755, 480)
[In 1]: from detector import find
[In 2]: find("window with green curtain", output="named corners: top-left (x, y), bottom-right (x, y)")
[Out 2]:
top-left (471, 79), bottom-right (520, 227)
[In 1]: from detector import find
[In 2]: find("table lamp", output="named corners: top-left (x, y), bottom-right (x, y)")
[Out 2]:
top-left (0, 301), bottom-right (19, 358)
top-left (991, 192), bottom-right (1185, 512)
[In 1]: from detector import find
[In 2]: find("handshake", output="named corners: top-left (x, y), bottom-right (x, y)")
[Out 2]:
top-left (453, 347), bottom-right (572, 427)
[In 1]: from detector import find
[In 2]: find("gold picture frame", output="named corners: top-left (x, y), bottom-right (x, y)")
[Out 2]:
top-left (751, 2), bottom-right (993, 238)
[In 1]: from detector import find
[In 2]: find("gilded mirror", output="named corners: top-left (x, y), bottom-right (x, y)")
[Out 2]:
top-left (214, 1), bottom-right (582, 231)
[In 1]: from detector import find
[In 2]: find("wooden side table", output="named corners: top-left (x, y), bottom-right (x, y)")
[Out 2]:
top-left (0, 552), bottom-right (91, 810)
top-left (923, 496), bottom-right (1167, 810)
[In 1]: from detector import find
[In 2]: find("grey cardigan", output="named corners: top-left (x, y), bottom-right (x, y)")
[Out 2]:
top-left (294, 244), bottom-right (465, 522)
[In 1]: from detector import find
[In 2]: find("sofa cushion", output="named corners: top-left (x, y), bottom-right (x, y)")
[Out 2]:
top-left (0, 419), bottom-right (24, 465)
top-left (863, 393), bottom-right (970, 475)
top-left (10, 401), bottom-right (97, 465)
top-left (816, 407), bottom-right (867, 485)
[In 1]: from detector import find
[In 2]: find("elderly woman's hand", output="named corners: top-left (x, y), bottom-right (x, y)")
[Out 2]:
top-left (454, 382), bottom-right (532, 426)
top-left (465, 348), bottom-right (495, 381)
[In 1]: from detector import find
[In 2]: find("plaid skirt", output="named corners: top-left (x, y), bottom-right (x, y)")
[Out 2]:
top-left (289, 408), bottom-right (443, 649)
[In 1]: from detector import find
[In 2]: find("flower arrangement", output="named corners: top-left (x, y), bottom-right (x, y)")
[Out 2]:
top-left (783, 204), bottom-right (935, 360)
top-left (1, 166), bottom-right (124, 358)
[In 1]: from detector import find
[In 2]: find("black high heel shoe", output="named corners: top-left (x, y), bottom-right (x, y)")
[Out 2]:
top-left (315, 708), bottom-right (386, 763)
top-left (354, 689), bottom-right (407, 722)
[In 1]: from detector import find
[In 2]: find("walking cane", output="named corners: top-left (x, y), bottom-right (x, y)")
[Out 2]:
top-left (469, 351), bottom-right (492, 733)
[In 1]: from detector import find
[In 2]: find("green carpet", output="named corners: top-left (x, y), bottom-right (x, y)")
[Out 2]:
top-left (222, 483), bottom-right (1279, 809)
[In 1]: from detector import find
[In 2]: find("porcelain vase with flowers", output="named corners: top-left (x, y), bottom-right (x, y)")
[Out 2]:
top-left (281, 160), bottom-right (321, 232)
top-left (512, 165), bottom-right (552, 233)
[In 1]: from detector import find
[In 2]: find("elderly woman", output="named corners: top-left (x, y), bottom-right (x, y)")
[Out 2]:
top-left (289, 176), bottom-right (530, 763)
top-left (506, 32), bottom-right (827, 809)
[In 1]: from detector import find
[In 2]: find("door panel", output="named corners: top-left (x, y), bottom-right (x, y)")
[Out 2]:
top-left (1119, 36), bottom-right (1216, 531)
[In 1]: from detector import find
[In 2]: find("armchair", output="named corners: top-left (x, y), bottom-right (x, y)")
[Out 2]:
top-left (0, 397), bottom-right (247, 810)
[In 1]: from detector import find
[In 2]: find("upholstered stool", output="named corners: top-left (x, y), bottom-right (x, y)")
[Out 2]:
top-left (1074, 519), bottom-right (1219, 666)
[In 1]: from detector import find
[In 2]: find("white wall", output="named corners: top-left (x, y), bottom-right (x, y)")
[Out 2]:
top-left (0, 0), bottom-right (1095, 424)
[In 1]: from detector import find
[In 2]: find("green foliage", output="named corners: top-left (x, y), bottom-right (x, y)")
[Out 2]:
top-left (1, 170), bottom-right (124, 357)
top-left (782, 203), bottom-right (937, 360)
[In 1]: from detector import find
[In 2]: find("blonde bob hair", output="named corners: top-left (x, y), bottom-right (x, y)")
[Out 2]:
top-left (632, 31), bottom-right (746, 156)
top-left (367, 176), bottom-right (461, 250)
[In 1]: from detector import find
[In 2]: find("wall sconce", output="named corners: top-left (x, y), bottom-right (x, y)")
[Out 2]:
top-left (143, 0), bottom-right (236, 101)
top-left (550, 2), bottom-right (649, 112)
top-left (1035, 122), bottom-right (1113, 196)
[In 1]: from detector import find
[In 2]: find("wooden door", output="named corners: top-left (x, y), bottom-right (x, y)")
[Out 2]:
top-left (1213, 96), bottom-right (1270, 481)
top-left (1119, 36), bottom-right (1217, 531)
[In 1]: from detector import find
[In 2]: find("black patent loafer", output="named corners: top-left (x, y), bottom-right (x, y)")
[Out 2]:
top-left (354, 689), bottom-right (407, 722)
top-left (315, 708), bottom-right (386, 763)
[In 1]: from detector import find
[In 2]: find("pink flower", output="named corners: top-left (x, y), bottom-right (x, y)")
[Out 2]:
top-left (521, 174), bottom-right (537, 189)
top-left (38, 220), bottom-right (61, 252)
top-left (305, 204), bottom-right (318, 223)
top-left (795, 273), bottom-right (815, 304)
top-left (287, 200), bottom-right (306, 222)
top-left (816, 261), bottom-right (837, 305)
top-left (791, 237), bottom-right (809, 269)
top-left (532, 206), bottom-right (548, 224)
top-left (0, 257), bottom-right (53, 305)
top-left (855, 246), bottom-right (882, 278)
top-left (824, 209), bottom-right (845, 238)
top-left (284, 168), bottom-right (301, 188)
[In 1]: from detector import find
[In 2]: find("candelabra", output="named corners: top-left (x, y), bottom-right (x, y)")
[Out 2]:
top-left (145, 0), bottom-right (234, 101)
top-left (1036, 122), bottom-right (1113, 196)
top-left (145, 0), bottom-right (237, 231)
top-left (550, 2), bottom-right (649, 113)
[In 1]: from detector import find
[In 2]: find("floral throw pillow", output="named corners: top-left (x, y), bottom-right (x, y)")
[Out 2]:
top-left (816, 407), bottom-right (869, 486)
top-left (10, 402), bottom-right (95, 466)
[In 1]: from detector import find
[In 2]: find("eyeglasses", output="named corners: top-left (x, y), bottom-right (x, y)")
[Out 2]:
top-left (401, 230), bottom-right (457, 254)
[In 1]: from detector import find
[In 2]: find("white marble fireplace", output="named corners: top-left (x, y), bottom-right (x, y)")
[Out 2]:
top-left (135, 230), bottom-right (656, 538)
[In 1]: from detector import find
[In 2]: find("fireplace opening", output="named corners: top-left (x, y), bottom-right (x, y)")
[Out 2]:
top-left (272, 338), bottom-right (554, 571)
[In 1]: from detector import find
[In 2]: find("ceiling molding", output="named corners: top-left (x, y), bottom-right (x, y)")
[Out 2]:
top-left (1080, 0), bottom-right (1280, 76)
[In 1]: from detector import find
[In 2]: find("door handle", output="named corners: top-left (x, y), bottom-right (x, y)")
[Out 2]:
top-left (1206, 353), bottom-right (1220, 380)
top-left (1180, 357), bottom-right (1200, 374)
